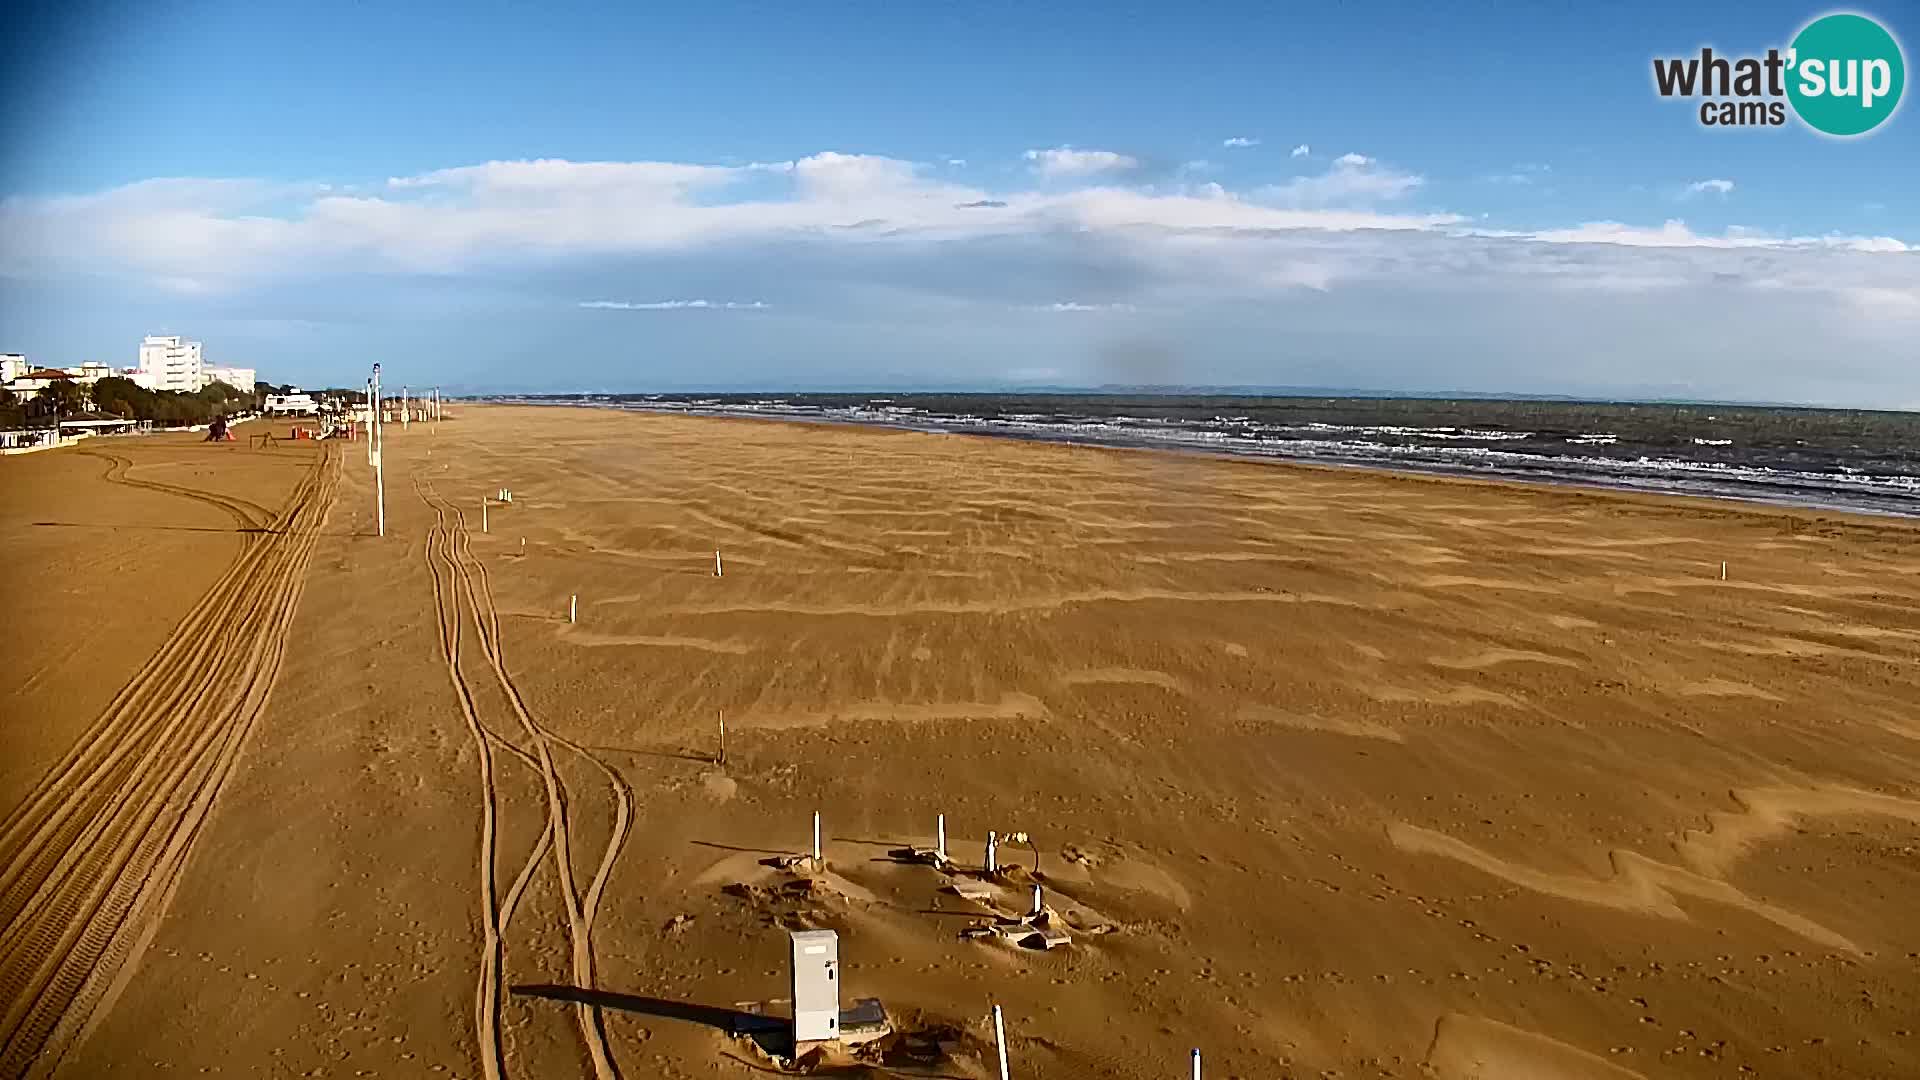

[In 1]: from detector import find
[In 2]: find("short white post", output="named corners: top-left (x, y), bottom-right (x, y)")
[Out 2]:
top-left (991, 1005), bottom-right (1011, 1080)
top-left (715, 550), bottom-right (723, 577)
top-left (717, 710), bottom-right (726, 765)
top-left (1029, 883), bottom-right (1043, 918)
top-left (812, 811), bottom-right (822, 863)
top-left (1720, 560), bottom-right (1728, 581)
top-left (986, 831), bottom-right (998, 874)
top-left (1191, 1048), bottom-right (1201, 1080)
top-left (936, 813), bottom-right (947, 862)
top-left (374, 450), bottom-right (385, 538)
top-left (482, 501), bottom-right (488, 534)
top-left (569, 595), bottom-right (577, 624)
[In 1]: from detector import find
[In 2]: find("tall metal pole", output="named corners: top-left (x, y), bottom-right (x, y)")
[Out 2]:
top-left (365, 378), bottom-right (374, 466)
top-left (373, 363), bottom-right (385, 538)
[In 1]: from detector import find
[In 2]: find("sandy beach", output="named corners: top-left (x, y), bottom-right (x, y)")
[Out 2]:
top-left (5, 404), bottom-right (1919, 1080)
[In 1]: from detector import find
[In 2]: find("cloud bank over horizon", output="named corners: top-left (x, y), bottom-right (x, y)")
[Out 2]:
top-left (1, 149), bottom-right (1916, 407)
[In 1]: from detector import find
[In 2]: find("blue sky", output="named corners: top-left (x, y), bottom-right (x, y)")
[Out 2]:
top-left (2, 1), bottom-right (1915, 405)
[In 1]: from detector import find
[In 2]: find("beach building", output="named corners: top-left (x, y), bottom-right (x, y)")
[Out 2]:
top-left (0, 355), bottom-right (26, 383)
top-left (3, 368), bottom-right (77, 396)
top-left (203, 366), bottom-right (257, 393)
top-left (264, 391), bottom-right (319, 416)
top-left (138, 335), bottom-right (204, 392)
top-left (62, 363), bottom-right (117, 385)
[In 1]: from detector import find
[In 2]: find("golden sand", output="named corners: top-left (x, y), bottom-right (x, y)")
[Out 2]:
top-left (5, 405), bottom-right (1918, 1079)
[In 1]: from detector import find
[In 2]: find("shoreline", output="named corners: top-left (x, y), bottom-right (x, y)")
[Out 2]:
top-left (510, 400), bottom-right (1920, 525)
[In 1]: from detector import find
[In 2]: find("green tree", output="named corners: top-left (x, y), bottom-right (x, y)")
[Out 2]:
top-left (91, 376), bottom-right (150, 419)
top-left (39, 380), bottom-right (89, 417)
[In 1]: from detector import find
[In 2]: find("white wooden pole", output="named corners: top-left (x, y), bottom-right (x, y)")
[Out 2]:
top-left (1720, 560), bottom-right (1728, 581)
top-left (718, 710), bottom-right (726, 765)
top-left (482, 500), bottom-right (488, 534)
top-left (715, 550), bottom-right (723, 577)
top-left (1191, 1048), bottom-right (1201, 1080)
top-left (372, 365), bottom-right (384, 538)
top-left (812, 811), bottom-right (822, 863)
top-left (569, 595), bottom-right (577, 623)
top-left (991, 1005), bottom-right (1010, 1080)
top-left (986, 831), bottom-right (998, 874)
top-left (936, 813), bottom-right (946, 862)
top-left (1029, 884), bottom-right (1042, 918)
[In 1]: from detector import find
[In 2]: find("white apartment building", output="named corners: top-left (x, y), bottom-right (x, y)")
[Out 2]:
top-left (137, 335), bottom-right (204, 393)
top-left (202, 366), bottom-right (257, 393)
top-left (63, 362), bottom-right (116, 385)
top-left (0, 355), bottom-right (26, 383)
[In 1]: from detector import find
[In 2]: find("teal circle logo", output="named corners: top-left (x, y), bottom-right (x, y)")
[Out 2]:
top-left (1787, 13), bottom-right (1905, 136)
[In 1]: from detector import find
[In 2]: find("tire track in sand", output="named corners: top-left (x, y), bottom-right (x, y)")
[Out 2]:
top-left (0, 443), bottom-right (340, 1080)
top-left (422, 480), bottom-right (632, 1080)
top-left (78, 448), bottom-right (274, 531)
top-left (418, 478), bottom-right (556, 1080)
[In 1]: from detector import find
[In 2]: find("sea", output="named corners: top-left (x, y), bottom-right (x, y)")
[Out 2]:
top-left (505, 393), bottom-right (1920, 518)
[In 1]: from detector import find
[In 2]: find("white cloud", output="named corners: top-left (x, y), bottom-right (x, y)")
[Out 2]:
top-left (3, 152), bottom-right (1912, 371)
top-left (1222, 137), bottom-right (1259, 148)
top-left (1840, 287), bottom-right (1920, 320)
top-left (1685, 178), bottom-right (1736, 197)
top-left (1516, 219), bottom-right (1909, 252)
top-left (579, 299), bottom-right (769, 310)
top-left (1023, 147), bottom-right (1139, 178)
top-left (1026, 301), bottom-right (1138, 312)
top-left (8, 152), bottom-right (1919, 405)
top-left (1261, 154), bottom-right (1424, 206)
top-left (1, 153), bottom-right (1461, 282)
top-left (1290, 144), bottom-right (1310, 158)
top-left (945, 158), bottom-right (966, 167)
top-left (1054, 186), bottom-right (1456, 231)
